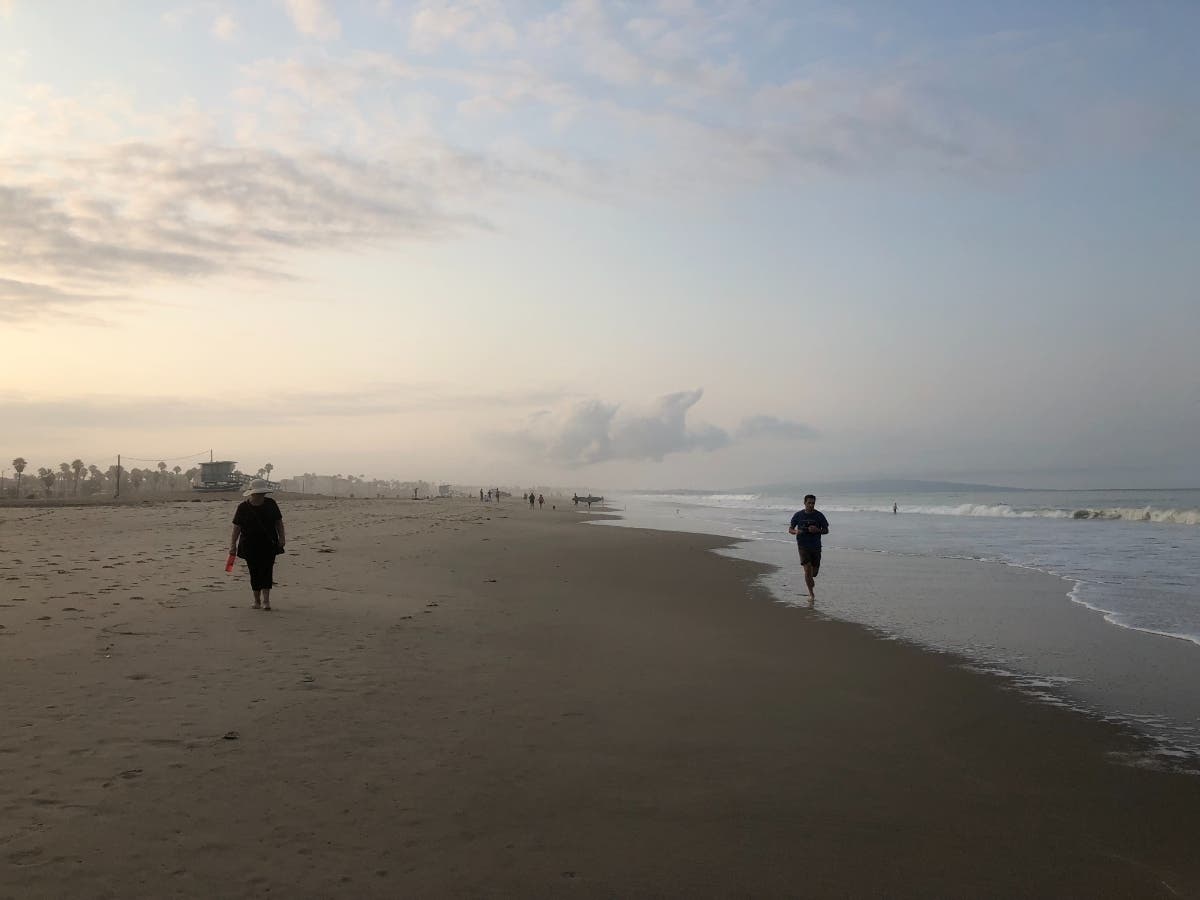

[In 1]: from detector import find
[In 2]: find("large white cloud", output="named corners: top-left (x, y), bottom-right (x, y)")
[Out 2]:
top-left (503, 389), bottom-right (816, 467)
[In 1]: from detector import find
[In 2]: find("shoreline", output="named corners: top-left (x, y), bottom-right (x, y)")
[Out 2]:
top-left (597, 506), bottom-right (1200, 761)
top-left (3, 498), bottom-right (1200, 897)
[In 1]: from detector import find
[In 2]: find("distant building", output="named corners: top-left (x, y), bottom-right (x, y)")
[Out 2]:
top-left (194, 461), bottom-right (247, 492)
top-left (438, 483), bottom-right (451, 497)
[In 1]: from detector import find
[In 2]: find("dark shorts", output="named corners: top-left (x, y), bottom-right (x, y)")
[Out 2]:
top-left (798, 545), bottom-right (821, 576)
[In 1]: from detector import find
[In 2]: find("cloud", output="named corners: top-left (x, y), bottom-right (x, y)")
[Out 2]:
top-left (280, 0), bottom-right (340, 40)
top-left (212, 13), bottom-right (237, 40)
top-left (409, 1), bottom-right (517, 54)
top-left (500, 390), bottom-right (823, 467)
top-left (506, 388), bottom-right (732, 466)
top-left (0, 384), bottom-right (575, 431)
top-left (736, 415), bottom-right (818, 441)
top-left (609, 389), bottom-right (730, 461)
top-left (0, 141), bottom-right (495, 318)
top-left (0, 61), bottom-right (605, 322)
top-left (0, 278), bottom-right (128, 323)
top-left (5, 9), bottom-right (1187, 322)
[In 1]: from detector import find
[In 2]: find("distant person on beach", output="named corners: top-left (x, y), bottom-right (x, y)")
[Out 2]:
top-left (788, 494), bottom-right (829, 603)
top-left (893, 502), bottom-right (898, 514)
top-left (480, 488), bottom-right (484, 502)
top-left (230, 479), bottom-right (286, 611)
top-left (538, 493), bottom-right (545, 508)
top-left (529, 492), bottom-right (535, 508)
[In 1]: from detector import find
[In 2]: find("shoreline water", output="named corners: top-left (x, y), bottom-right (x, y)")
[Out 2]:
top-left (4, 497), bottom-right (1200, 896)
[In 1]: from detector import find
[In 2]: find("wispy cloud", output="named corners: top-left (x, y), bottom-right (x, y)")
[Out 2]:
top-left (409, 1), bottom-right (517, 54)
top-left (0, 278), bottom-right (129, 324)
top-left (0, 384), bottom-right (576, 431)
top-left (736, 415), bottom-right (819, 441)
top-left (0, 140), bottom-right (494, 318)
top-left (3, 4), bottom-right (1191, 324)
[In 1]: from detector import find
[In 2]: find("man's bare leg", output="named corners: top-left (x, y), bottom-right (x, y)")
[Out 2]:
top-left (252, 589), bottom-right (262, 609)
top-left (261, 588), bottom-right (271, 611)
top-left (803, 563), bottom-right (816, 603)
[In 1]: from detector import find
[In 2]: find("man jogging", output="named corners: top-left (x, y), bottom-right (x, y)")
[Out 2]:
top-left (788, 494), bottom-right (829, 603)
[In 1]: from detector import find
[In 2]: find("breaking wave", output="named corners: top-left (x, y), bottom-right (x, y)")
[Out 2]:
top-left (625, 492), bottom-right (1200, 525)
top-left (824, 503), bottom-right (1200, 525)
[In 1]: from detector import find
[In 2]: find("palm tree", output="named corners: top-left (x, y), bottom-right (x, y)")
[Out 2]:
top-left (59, 462), bottom-right (71, 497)
top-left (129, 468), bottom-right (144, 491)
top-left (11, 457), bottom-right (26, 497)
top-left (71, 459), bottom-right (85, 495)
top-left (157, 461), bottom-right (167, 492)
top-left (38, 467), bottom-right (56, 497)
top-left (264, 462), bottom-right (273, 483)
top-left (87, 465), bottom-right (102, 495)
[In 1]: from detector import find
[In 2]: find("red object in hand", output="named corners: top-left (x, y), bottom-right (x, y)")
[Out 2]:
top-left (225, 553), bottom-right (236, 573)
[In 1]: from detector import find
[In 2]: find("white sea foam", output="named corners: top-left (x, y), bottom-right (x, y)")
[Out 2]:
top-left (809, 502), bottom-right (1200, 525)
top-left (634, 491), bottom-right (1200, 525)
top-left (1078, 507), bottom-right (1200, 525)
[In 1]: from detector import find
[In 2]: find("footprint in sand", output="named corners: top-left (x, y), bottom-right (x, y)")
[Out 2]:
top-left (7, 848), bottom-right (45, 867)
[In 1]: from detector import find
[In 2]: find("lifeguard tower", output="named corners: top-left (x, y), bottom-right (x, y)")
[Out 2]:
top-left (194, 460), bottom-right (248, 492)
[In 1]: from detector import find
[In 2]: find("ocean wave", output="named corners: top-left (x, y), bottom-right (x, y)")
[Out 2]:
top-left (1068, 507), bottom-right (1200, 525)
top-left (623, 493), bottom-right (1200, 525)
top-left (823, 503), bottom-right (1200, 524)
top-left (824, 503), bottom-right (1066, 518)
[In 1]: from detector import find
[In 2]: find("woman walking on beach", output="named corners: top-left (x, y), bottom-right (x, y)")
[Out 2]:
top-left (230, 479), bottom-right (286, 611)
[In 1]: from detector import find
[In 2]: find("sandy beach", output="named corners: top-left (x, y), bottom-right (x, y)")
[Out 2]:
top-left (2, 496), bottom-right (1200, 898)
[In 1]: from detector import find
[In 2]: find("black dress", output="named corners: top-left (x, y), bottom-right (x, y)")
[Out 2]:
top-left (233, 498), bottom-right (283, 590)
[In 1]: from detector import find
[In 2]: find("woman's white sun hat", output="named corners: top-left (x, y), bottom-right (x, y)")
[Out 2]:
top-left (243, 479), bottom-right (273, 497)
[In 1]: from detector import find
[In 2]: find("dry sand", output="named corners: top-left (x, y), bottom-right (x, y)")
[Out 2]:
top-left (2, 496), bottom-right (1199, 898)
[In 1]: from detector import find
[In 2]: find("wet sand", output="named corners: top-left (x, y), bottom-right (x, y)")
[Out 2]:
top-left (2, 496), bottom-right (1199, 898)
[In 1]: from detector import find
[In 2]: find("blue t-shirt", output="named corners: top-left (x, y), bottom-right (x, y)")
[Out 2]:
top-left (790, 509), bottom-right (829, 549)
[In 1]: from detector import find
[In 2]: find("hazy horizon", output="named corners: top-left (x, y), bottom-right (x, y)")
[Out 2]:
top-left (3, 2), bottom-right (1197, 492)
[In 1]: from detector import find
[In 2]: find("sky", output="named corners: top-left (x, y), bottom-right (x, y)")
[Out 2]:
top-left (1, 0), bottom-right (1198, 490)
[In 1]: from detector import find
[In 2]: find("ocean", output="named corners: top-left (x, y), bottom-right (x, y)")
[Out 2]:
top-left (597, 486), bottom-right (1200, 763)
